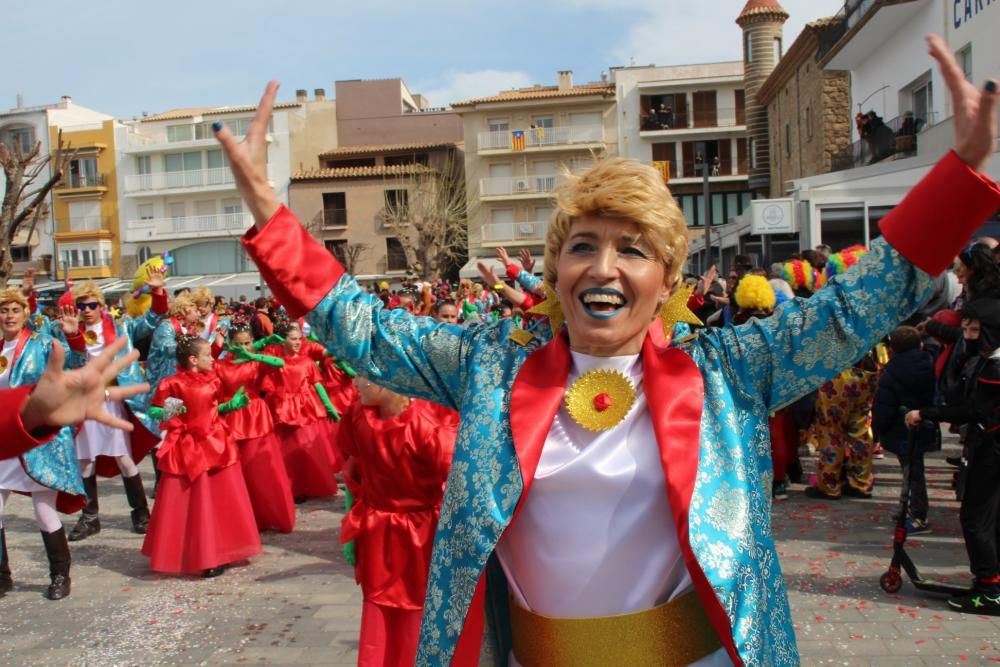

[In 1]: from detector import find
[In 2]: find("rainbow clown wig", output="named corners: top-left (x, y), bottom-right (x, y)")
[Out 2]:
top-left (780, 259), bottom-right (816, 293)
top-left (825, 245), bottom-right (869, 280)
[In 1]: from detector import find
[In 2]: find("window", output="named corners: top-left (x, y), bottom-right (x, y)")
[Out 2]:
top-left (487, 118), bottom-right (510, 133)
top-left (164, 151), bottom-right (202, 172)
top-left (773, 37), bottom-right (782, 62)
top-left (906, 72), bottom-right (934, 126)
top-left (384, 153), bottom-right (429, 166)
top-left (325, 239), bottom-right (348, 265)
top-left (322, 192), bottom-right (347, 227)
top-left (957, 44), bottom-right (973, 82)
top-left (135, 155), bottom-right (151, 174)
top-left (384, 189), bottom-right (409, 218)
top-left (167, 124), bottom-right (194, 143)
top-left (386, 237), bottom-right (408, 272)
top-left (3, 126), bottom-right (36, 153)
top-left (806, 106), bottom-right (813, 140)
top-left (744, 32), bottom-right (753, 63)
top-left (68, 157), bottom-right (100, 187)
top-left (532, 115), bottom-right (554, 129)
top-left (785, 123), bottom-right (791, 159)
top-left (138, 204), bottom-right (154, 221)
top-left (10, 245), bottom-right (31, 262)
top-left (749, 137), bottom-right (757, 170)
top-left (138, 247), bottom-right (153, 263)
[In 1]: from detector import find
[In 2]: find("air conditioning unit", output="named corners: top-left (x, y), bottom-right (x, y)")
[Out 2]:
top-left (514, 178), bottom-right (530, 193)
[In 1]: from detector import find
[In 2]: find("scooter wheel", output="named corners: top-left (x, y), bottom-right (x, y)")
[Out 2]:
top-left (880, 570), bottom-right (902, 593)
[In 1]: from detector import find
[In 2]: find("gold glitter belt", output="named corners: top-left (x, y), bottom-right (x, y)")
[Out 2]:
top-left (509, 591), bottom-right (722, 667)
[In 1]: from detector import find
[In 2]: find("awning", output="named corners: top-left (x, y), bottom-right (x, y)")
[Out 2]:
top-left (28, 273), bottom-right (268, 301)
top-left (457, 254), bottom-right (544, 280)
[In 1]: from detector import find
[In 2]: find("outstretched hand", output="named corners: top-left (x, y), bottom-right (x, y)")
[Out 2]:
top-left (477, 261), bottom-right (500, 286)
top-left (518, 248), bottom-right (535, 274)
top-left (214, 81), bottom-right (282, 227)
top-left (927, 34), bottom-right (998, 173)
top-left (495, 246), bottom-right (511, 267)
top-left (20, 336), bottom-right (149, 432)
top-left (58, 305), bottom-right (80, 336)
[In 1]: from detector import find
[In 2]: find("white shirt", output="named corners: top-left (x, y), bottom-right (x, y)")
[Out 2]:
top-left (0, 338), bottom-right (17, 389)
top-left (83, 321), bottom-right (105, 361)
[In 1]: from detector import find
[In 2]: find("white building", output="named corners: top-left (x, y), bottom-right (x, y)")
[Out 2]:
top-left (0, 96), bottom-right (112, 279)
top-left (116, 102), bottom-right (299, 292)
top-left (691, 0), bottom-right (1000, 264)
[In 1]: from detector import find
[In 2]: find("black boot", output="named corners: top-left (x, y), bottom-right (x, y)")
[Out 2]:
top-left (122, 473), bottom-right (150, 534)
top-left (0, 527), bottom-right (12, 594)
top-left (150, 448), bottom-right (161, 499)
top-left (68, 474), bottom-right (100, 542)
top-left (40, 528), bottom-right (71, 601)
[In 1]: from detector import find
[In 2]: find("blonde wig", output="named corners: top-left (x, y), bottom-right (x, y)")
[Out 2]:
top-left (0, 288), bottom-right (29, 310)
top-left (170, 293), bottom-right (197, 317)
top-left (190, 286), bottom-right (213, 307)
top-left (544, 159), bottom-right (689, 290)
top-left (72, 281), bottom-right (105, 306)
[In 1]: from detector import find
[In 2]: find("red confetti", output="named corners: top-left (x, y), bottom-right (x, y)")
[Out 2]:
top-left (815, 615), bottom-right (826, 622)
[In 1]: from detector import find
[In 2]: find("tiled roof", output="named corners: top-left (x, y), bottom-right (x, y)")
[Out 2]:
top-left (451, 84), bottom-right (615, 108)
top-left (736, 0), bottom-right (789, 22)
top-left (141, 102), bottom-right (301, 122)
top-left (317, 142), bottom-right (455, 158)
top-left (291, 164), bottom-right (436, 180)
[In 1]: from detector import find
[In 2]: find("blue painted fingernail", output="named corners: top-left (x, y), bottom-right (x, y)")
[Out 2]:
top-left (212, 121), bottom-right (223, 132)
top-left (986, 80), bottom-right (998, 94)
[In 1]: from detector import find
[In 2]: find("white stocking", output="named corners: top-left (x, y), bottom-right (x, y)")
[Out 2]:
top-left (79, 460), bottom-right (96, 478)
top-left (116, 454), bottom-right (138, 478)
top-left (31, 490), bottom-right (63, 534)
top-left (0, 490), bottom-right (8, 528)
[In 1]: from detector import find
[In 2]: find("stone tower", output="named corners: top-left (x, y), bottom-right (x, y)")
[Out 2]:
top-left (736, 0), bottom-right (789, 194)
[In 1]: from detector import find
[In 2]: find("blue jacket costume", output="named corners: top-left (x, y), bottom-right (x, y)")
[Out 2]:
top-left (65, 298), bottom-right (167, 476)
top-left (5, 329), bottom-right (85, 507)
top-left (243, 152), bottom-right (1000, 666)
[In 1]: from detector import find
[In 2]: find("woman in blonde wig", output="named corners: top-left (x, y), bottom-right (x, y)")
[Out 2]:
top-left (214, 37), bottom-right (999, 666)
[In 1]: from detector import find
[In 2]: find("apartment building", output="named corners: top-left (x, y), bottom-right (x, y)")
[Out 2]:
top-left (613, 61), bottom-right (753, 241)
top-left (48, 120), bottom-right (123, 280)
top-left (453, 71), bottom-right (617, 277)
top-left (116, 102), bottom-right (299, 283)
top-left (0, 96), bottom-right (112, 281)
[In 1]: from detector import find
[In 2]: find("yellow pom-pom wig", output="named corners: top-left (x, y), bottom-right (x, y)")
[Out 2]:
top-left (734, 274), bottom-right (776, 313)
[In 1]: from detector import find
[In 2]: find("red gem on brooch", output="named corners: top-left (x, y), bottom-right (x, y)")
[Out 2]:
top-left (593, 392), bottom-right (613, 412)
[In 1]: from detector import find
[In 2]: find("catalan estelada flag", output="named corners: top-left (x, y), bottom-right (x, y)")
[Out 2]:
top-left (511, 130), bottom-right (525, 151)
top-left (651, 160), bottom-right (671, 183)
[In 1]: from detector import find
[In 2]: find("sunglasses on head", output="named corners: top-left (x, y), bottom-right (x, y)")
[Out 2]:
top-left (77, 302), bottom-right (101, 311)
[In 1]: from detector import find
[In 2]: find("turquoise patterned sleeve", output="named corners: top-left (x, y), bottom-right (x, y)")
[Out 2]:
top-left (123, 308), bottom-right (162, 342)
top-left (516, 269), bottom-right (542, 294)
top-left (698, 238), bottom-right (933, 412)
top-left (305, 274), bottom-right (473, 410)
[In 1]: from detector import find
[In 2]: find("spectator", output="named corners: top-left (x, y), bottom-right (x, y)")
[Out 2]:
top-left (250, 297), bottom-right (273, 340)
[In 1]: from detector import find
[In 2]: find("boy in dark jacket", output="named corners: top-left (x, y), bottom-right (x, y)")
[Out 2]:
top-left (872, 326), bottom-right (937, 533)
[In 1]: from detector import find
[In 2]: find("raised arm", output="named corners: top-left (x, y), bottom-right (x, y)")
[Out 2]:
top-left (218, 83), bottom-right (470, 409)
top-left (124, 267), bottom-right (169, 342)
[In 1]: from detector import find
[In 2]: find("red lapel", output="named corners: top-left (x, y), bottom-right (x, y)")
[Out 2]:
top-left (10, 328), bottom-right (31, 368)
top-left (101, 313), bottom-right (117, 345)
top-left (509, 333), bottom-right (570, 510)
top-left (642, 332), bottom-right (741, 665)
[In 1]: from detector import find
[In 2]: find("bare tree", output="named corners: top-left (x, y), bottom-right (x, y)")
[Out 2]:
top-left (0, 130), bottom-right (74, 287)
top-left (341, 242), bottom-right (371, 275)
top-left (381, 149), bottom-right (469, 280)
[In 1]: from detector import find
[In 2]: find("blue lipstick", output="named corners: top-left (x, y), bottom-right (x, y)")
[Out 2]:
top-left (579, 287), bottom-right (626, 320)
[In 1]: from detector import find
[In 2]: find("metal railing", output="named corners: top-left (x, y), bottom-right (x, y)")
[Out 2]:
top-left (640, 105), bottom-right (744, 132)
top-left (477, 125), bottom-right (604, 151)
top-left (322, 208), bottom-right (347, 228)
top-left (62, 173), bottom-right (106, 188)
top-left (830, 111), bottom-right (938, 172)
top-left (481, 219), bottom-right (550, 243)
top-left (480, 175), bottom-right (557, 197)
top-left (125, 212), bottom-right (254, 241)
top-left (123, 165), bottom-right (272, 193)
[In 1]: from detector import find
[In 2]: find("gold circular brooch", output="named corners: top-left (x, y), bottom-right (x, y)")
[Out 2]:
top-left (0, 355), bottom-right (8, 373)
top-left (84, 330), bottom-right (99, 345)
top-left (564, 368), bottom-right (636, 432)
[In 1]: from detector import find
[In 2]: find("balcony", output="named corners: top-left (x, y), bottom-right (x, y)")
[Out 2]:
top-left (481, 219), bottom-right (549, 244)
top-left (640, 106), bottom-right (745, 136)
top-left (125, 212), bottom-right (254, 242)
top-left (123, 120), bottom-right (271, 153)
top-left (477, 125), bottom-right (604, 153)
top-left (830, 112), bottom-right (938, 172)
top-left (480, 175), bottom-right (557, 200)
top-left (307, 207), bottom-right (348, 230)
top-left (68, 216), bottom-right (104, 232)
top-left (123, 165), bottom-right (272, 196)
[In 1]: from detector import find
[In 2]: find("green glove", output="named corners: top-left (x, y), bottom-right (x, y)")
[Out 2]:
top-left (251, 334), bottom-right (284, 351)
top-left (333, 358), bottom-right (358, 378)
top-left (343, 487), bottom-right (357, 566)
top-left (229, 345), bottom-right (285, 368)
top-left (314, 383), bottom-right (341, 421)
top-left (148, 406), bottom-right (165, 421)
top-left (218, 387), bottom-right (250, 415)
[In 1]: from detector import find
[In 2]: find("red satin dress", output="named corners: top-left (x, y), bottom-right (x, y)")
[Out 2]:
top-left (141, 370), bottom-right (261, 574)
top-left (215, 358), bottom-right (296, 533)
top-left (337, 399), bottom-right (456, 667)
top-left (264, 352), bottom-right (341, 499)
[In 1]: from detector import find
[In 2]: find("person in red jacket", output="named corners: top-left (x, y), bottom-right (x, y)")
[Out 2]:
top-left (216, 326), bottom-right (296, 533)
top-left (337, 377), bottom-right (458, 667)
top-left (263, 323), bottom-right (341, 502)
top-left (142, 336), bottom-right (261, 577)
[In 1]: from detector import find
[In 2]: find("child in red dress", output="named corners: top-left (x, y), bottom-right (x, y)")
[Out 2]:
top-left (338, 377), bottom-right (468, 667)
top-left (263, 324), bottom-right (341, 502)
top-left (216, 327), bottom-right (296, 533)
top-left (142, 336), bottom-right (261, 577)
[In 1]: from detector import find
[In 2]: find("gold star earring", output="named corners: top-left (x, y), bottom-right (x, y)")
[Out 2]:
top-left (657, 284), bottom-right (702, 337)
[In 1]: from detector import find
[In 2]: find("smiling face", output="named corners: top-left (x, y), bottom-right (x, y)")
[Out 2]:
top-left (0, 300), bottom-right (27, 340)
top-left (555, 215), bottom-right (669, 356)
top-left (230, 329), bottom-right (253, 352)
top-left (77, 298), bottom-right (104, 325)
top-left (283, 327), bottom-right (303, 355)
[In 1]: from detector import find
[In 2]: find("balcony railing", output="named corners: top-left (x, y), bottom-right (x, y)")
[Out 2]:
top-left (640, 106), bottom-right (744, 132)
top-left (830, 111), bottom-right (938, 172)
top-left (67, 216), bottom-right (105, 232)
top-left (322, 207), bottom-right (347, 228)
top-left (61, 173), bottom-right (107, 188)
top-left (123, 166), bottom-right (272, 194)
top-left (482, 219), bottom-right (550, 243)
top-left (477, 125), bottom-right (604, 152)
top-left (480, 175), bottom-right (557, 197)
top-left (126, 212), bottom-right (253, 241)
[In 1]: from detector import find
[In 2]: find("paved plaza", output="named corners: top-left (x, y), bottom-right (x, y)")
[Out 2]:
top-left (0, 437), bottom-right (998, 666)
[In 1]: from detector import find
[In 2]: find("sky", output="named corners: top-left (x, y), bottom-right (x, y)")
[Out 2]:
top-left (2, 0), bottom-right (846, 119)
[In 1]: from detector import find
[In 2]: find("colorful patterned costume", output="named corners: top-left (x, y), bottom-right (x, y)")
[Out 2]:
top-left (812, 364), bottom-right (878, 496)
top-left (242, 153), bottom-right (1000, 665)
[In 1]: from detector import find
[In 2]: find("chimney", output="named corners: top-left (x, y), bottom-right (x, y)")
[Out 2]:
top-left (558, 70), bottom-right (573, 91)
top-left (16, 94), bottom-right (24, 110)
top-left (296, 89), bottom-right (308, 102)
top-left (61, 95), bottom-right (72, 104)
top-left (314, 88), bottom-right (326, 101)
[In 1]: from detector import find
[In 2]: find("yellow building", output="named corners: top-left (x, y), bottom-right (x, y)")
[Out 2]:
top-left (49, 119), bottom-right (121, 280)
